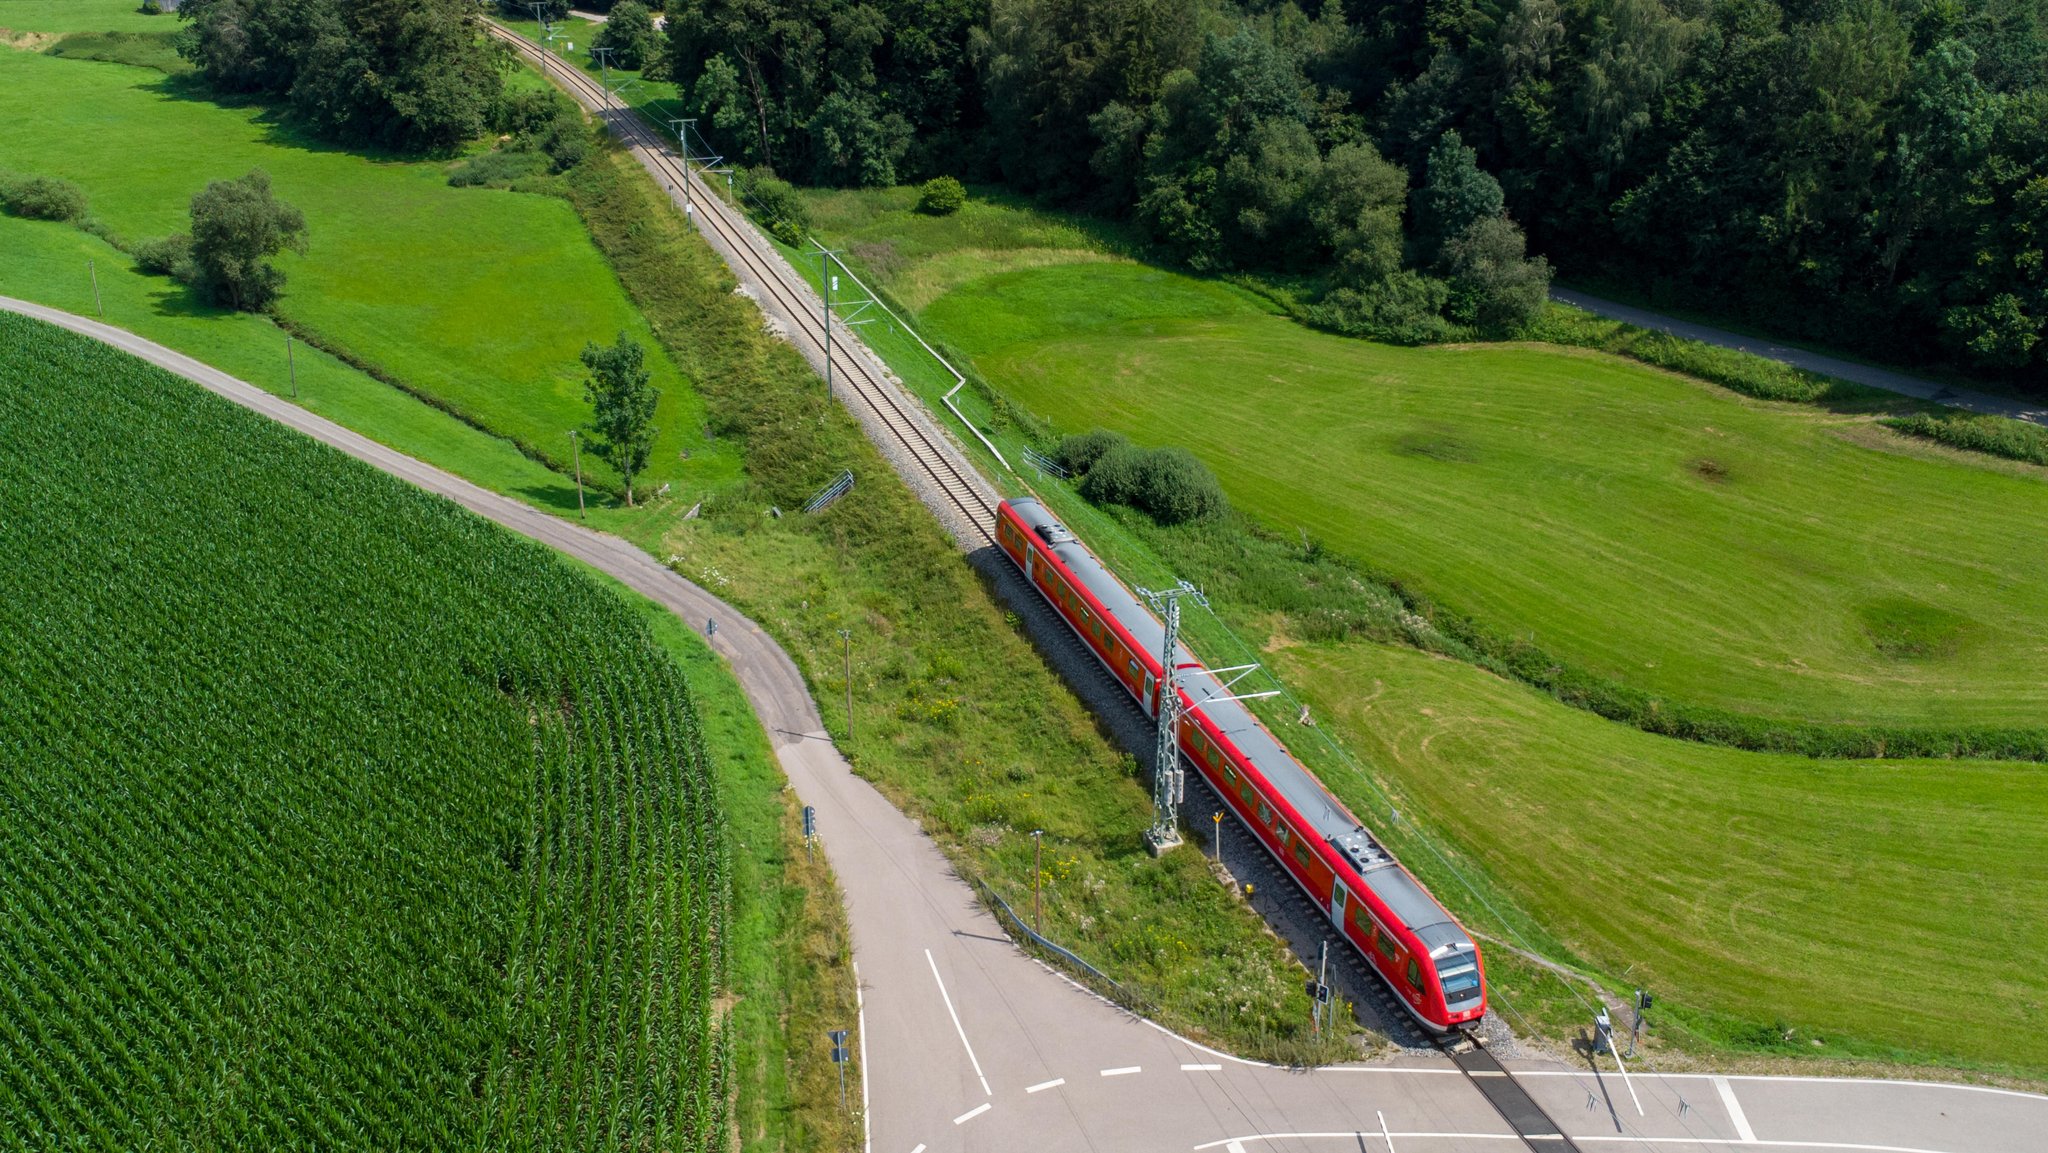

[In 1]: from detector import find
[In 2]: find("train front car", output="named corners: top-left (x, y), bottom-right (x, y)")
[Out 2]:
top-left (993, 497), bottom-right (1488, 1034)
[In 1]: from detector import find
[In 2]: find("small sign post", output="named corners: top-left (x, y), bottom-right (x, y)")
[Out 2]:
top-left (828, 1029), bottom-right (851, 1110)
top-left (802, 805), bottom-right (816, 860)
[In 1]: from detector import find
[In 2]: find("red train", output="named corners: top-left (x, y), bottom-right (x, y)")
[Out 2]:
top-left (996, 497), bottom-right (1486, 1032)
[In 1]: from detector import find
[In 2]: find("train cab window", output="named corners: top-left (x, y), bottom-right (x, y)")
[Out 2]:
top-left (1435, 950), bottom-right (1483, 1005)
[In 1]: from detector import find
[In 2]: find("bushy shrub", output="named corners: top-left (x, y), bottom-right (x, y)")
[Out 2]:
top-left (0, 175), bottom-right (88, 223)
top-left (1056, 428), bottom-right (1128, 475)
top-left (1077, 441), bottom-right (1146, 508)
top-left (449, 149), bottom-right (554, 188)
top-left (1303, 270), bottom-right (1453, 344)
top-left (916, 175), bottom-right (967, 215)
top-left (139, 0), bottom-right (161, 14)
top-left (1883, 411), bottom-right (2048, 466)
top-left (492, 89), bottom-right (588, 171)
top-left (591, 1), bottom-right (660, 71)
top-left (132, 233), bottom-right (191, 277)
top-left (739, 167), bottom-right (810, 246)
top-left (1070, 435), bottom-right (1227, 524)
top-left (1136, 446), bottom-right (1227, 524)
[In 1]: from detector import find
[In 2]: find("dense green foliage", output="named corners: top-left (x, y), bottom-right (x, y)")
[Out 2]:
top-left (173, 0), bottom-right (504, 152)
top-left (0, 172), bottom-right (87, 222)
top-left (1060, 428), bottom-right (1229, 523)
top-left (182, 168), bottom-right (306, 309)
top-left (1885, 408), bottom-right (2048, 463)
top-left (41, 29), bottom-right (191, 72)
top-left (592, 0), bottom-right (661, 70)
top-left (665, 0), bottom-right (2048, 378)
top-left (0, 313), bottom-right (732, 1147)
top-left (580, 331), bottom-right (661, 503)
top-left (916, 174), bottom-right (968, 214)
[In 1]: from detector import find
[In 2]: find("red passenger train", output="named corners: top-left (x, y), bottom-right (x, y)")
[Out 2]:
top-left (996, 497), bottom-right (1487, 1032)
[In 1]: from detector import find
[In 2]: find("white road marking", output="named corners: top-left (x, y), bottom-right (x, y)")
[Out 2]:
top-left (952, 1103), bottom-right (991, 1126)
top-left (856, 961), bottom-right (871, 1153)
top-left (1026, 1078), bottom-right (1066, 1094)
top-left (1197, 1134), bottom-right (1989, 1153)
top-left (1181, 1063), bottom-right (1223, 1072)
top-left (1716, 1075), bottom-right (1759, 1143)
top-left (909, 1146), bottom-right (925, 1153)
top-left (1377, 1110), bottom-right (1396, 1153)
top-left (923, 948), bottom-right (991, 1096)
top-left (1100, 1066), bottom-right (1142, 1077)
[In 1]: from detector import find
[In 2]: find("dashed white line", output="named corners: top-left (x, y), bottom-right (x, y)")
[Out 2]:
top-left (1715, 1075), bottom-right (1759, 1143)
top-left (1026, 1078), bottom-right (1066, 1094)
top-left (1181, 1063), bottom-right (1223, 1072)
top-left (924, 948), bottom-right (992, 1096)
top-left (909, 1146), bottom-right (925, 1153)
top-left (952, 1103), bottom-right (991, 1126)
top-left (1101, 1065), bottom-right (1142, 1077)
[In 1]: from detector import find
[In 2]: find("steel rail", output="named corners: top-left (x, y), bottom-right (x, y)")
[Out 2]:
top-left (487, 23), bottom-right (1000, 543)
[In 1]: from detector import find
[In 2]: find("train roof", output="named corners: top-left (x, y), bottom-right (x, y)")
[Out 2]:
top-left (1005, 498), bottom-right (1470, 950)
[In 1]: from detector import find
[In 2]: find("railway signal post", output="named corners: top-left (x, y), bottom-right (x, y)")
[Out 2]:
top-left (1136, 580), bottom-right (1207, 854)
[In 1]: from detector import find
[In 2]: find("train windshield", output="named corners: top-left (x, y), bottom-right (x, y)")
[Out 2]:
top-left (1434, 947), bottom-right (1483, 1003)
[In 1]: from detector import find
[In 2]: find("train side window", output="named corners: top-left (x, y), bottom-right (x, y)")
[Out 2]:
top-left (1374, 928), bottom-right (1396, 956)
top-left (1293, 842), bottom-right (1311, 869)
top-left (1257, 801), bottom-right (1272, 825)
top-left (1406, 960), bottom-right (1423, 990)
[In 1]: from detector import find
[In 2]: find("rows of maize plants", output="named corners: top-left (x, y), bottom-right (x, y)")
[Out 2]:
top-left (0, 313), bottom-right (733, 1150)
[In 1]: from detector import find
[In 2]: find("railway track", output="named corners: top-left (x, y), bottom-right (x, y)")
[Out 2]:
top-left (488, 23), bottom-right (1001, 546)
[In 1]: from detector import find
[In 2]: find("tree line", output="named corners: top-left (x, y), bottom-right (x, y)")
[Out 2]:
top-left (657, 0), bottom-right (2047, 374)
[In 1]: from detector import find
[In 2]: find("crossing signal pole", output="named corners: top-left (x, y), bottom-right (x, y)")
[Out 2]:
top-left (1136, 580), bottom-right (1206, 854)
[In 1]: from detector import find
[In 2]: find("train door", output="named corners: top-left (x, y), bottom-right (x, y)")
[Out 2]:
top-left (1025, 547), bottom-right (1035, 584)
top-left (1142, 671), bottom-right (1156, 716)
top-left (1329, 884), bottom-right (1347, 931)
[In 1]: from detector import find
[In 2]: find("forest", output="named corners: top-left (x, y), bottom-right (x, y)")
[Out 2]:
top-left (659, 0), bottom-right (2048, 377)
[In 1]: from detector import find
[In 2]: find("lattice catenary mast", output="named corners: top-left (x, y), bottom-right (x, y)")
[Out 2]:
top-left (1137, 581), bottom-right (1206, 854)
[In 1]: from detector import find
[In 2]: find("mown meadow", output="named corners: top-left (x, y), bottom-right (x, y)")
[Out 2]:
top-left (0, 12), bottom-right (733, 499)
top-left (0, 314), bottom-right (734, 1147)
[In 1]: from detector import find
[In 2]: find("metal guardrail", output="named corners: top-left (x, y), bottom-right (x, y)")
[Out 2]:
top-left (803, 469), bottom-right (854, 514)
top-left (974, 878), bottom-right (1147, 1011)
top-left (1021, 446), bottom-right (1070, 479)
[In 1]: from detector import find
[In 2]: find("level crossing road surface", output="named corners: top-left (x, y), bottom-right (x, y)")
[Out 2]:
top-left (10, 299), bottom-right (2046, 1152)
top-left (1551, 287), bottom-right (2047, 426)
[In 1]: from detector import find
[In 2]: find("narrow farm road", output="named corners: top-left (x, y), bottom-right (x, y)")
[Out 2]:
top-left (1551, 287), bottom-right (2047, 425)
top-left (12, 293), bottom-right (2047, 1153)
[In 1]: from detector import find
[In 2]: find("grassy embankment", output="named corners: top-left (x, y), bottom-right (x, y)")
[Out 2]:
top-left (797, 187), bottom-right (2048, 1079)
top-left (2, 313), bottom-right (735, 1147)
top-left (0, 3), bottom-right (1354, 1066)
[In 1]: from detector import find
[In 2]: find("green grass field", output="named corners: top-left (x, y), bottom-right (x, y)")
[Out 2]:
top-left (806, 189), bottom-right (2048, 734)
top-left (0, 312), bottom-right (735, 1146)
top-left (1277, 639), bottom-right (2048, 1072)
top-left (0, 12), bottom-right (736, 499)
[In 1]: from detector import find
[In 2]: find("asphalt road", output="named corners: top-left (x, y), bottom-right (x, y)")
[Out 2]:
top-left (11, 300), bottom-right (2048, 1152)
top-left (1553, 287), bottom-right (2047, 426)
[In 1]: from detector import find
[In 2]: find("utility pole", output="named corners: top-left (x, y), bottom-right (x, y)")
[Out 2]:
top-left (1031, 829), bottom-right (1045, 934)
top-left (1135, 581), bottom-right (1207, 854)
top-left (568, 429), bottom-right (586, 519)
top-left (285, 334), bottom-right (297, 398)
top-left (839, 628), bottom-right (853, 743)
top-left (88, 260), bottom-right (101, 317)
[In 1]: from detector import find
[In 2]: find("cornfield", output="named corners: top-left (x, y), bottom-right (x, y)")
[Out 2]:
top-left (0, 314), bottom-right (733, 1150)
